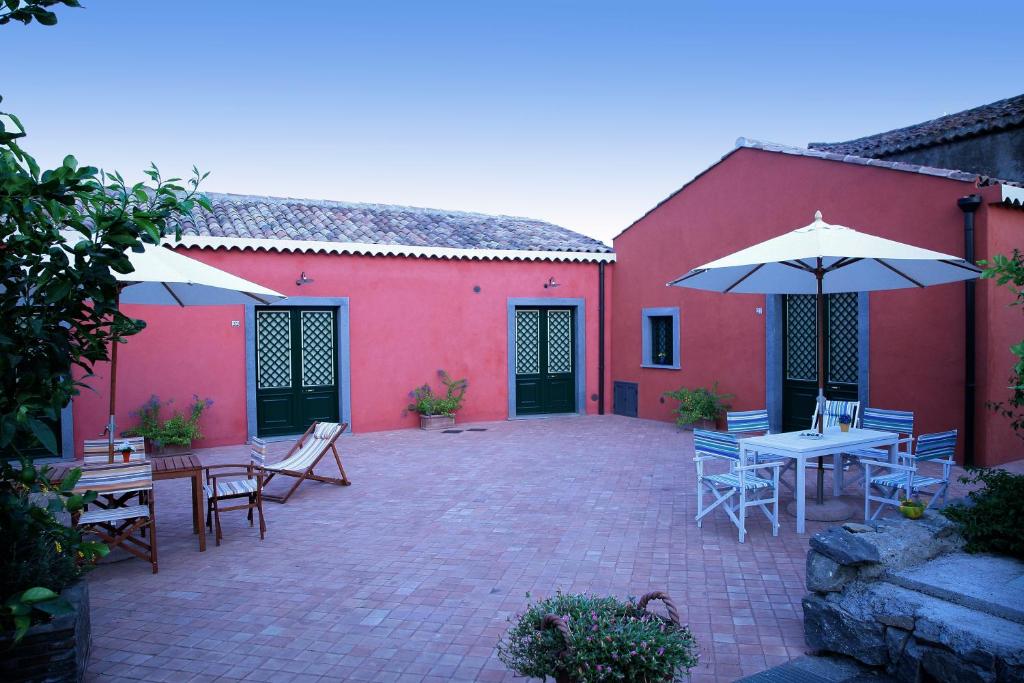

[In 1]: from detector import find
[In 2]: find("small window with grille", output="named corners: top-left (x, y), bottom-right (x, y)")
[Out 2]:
top-left (641, 307), bottom-right (680, 369)
top-left (649, 316), bottom-right (673, 365)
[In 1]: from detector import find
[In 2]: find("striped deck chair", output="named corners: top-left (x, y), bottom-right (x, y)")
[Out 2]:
top-left (864, 430), bottom-right (957, 521)
top-left (841, 408), bottom-right (915, 489)
top-left (83, 437), bottom-right (147, 464)
top-left (257, 422), bottom-right (350, 503)
top-left (694, 429), bottom-right (781, 543)
top-left (73, 460), bottom-right (158, 573)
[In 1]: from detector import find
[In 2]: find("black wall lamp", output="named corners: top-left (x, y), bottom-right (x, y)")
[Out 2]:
top-left (543, 277), bottom-right (560, 289)
top-left (296, 271), bottom-right (314, 286)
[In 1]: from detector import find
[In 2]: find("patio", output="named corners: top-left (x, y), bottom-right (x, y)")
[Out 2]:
top-left (84, 415), bottom-right (988, 682)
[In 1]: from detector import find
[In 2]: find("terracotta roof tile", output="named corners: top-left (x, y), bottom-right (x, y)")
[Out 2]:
top-left (809, 93), bottom-right (1024, 157)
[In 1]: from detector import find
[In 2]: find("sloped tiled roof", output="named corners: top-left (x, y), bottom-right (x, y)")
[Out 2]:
top-left (180, 193), bottom-right (612, 254)
top-left (809, 93), bottom-right (1024, 157)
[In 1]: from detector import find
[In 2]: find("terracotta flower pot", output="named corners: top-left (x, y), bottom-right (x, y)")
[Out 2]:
top-left (121, 450), bottom-right (132, 463)
top-left (840, 423), bottom-right (850, 433)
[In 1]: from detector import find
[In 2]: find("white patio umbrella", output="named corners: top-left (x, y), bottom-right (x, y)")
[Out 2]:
top-left (667, 210), bottom-right (981, 505)
top-left (95, 239), bottom-right (286, 452)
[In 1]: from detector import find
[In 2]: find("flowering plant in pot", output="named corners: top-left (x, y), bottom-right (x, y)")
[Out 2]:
top-left (497, 591), bottom-right (698, 683)
top-left (838, 413), bottom-right (852, 433)
top-left (124, 394), bottom-right (213, 454)
top-left (114, 440), bottom-right (136, 463)
top-left (406, 370), bottom-right (468, 430)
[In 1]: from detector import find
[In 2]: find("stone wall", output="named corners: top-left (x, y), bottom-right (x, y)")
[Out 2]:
top-left (803, 514), bottom-right (1024, 682)
top-left (0, 581), bottom-right (90, 683)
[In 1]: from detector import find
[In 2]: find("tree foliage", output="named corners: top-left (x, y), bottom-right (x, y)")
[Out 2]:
top-left (0, 3), bottom-right (209, 456)
top-left (980, 249), bottom-right (1024, 438)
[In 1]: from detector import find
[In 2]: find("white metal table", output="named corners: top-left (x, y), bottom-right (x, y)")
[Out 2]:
top-left (738, 427), bottom-right (899, 533)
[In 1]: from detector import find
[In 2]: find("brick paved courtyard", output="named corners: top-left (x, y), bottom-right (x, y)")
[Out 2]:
top-left (83, 415), bottom-right (993, 682)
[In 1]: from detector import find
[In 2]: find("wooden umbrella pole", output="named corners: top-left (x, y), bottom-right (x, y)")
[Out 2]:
top-left (816, 262), bottom-right (826, 504)
top-left (107, 287), bottom-right (121, 462)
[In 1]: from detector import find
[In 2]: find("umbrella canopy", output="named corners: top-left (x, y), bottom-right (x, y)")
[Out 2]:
top-left (115, 240), bottom-right (283, 306)
top-left (90, 239), bottom-right (286, 454)
top-left (668, 211), bottom-right (981, 294)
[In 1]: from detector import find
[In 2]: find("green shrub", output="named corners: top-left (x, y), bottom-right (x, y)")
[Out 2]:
top-left (407, 370), bottom-right (468, 416)
top-left (0, 459), bottom-right (108, 642)
top-left (124, 394), bottom-right (213, 447)
top-left (663, 382), bottom-right (732, 427)
top-left (497, 592), bottom-right (698, 682)
top-left (943, 468), bottom-right (1024, 560)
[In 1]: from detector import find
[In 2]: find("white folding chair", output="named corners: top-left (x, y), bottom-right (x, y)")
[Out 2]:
top-left (864, 430), bottom-right (957, 520)
top-left (694, 429), bottom-right (781, 543)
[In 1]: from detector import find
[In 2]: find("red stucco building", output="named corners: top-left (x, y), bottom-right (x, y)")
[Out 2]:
top-left (611, 138), bottom-right (1024, 467)
top-left (67, 196), bottom-right (614, 453)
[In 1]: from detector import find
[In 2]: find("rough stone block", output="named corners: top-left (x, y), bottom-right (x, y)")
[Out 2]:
top-left (806, 550), bottom-right (857, 593)
top-left (809, 527), bottom-right (881, 566)
top-left (803, 593), bottom-right (888, 666)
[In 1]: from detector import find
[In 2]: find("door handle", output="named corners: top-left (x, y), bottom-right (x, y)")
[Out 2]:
top-left (303, 388), bottom-right (316, 393)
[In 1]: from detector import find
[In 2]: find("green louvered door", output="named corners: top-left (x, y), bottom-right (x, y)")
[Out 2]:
top-left (782, 293), bottom-right (859, 432)
top-left (255, 308), bottom-right (339, 437)
top-left (514, 307), bottom-right (576, 415)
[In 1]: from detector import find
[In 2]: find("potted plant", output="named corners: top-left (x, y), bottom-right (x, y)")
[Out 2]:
top-left (663, 382), bottom-right (732, 430)
top-left (0, 459), bottom-right (109, 682)
top-left (124, 395), bottom-right (213, 455)
top-left (838, 413), bottom-right (852, 433)
top-left (498, 591), bottom-right (699, 683)
top-left (407, 370), bottom-right (468, 430)
top-left (114, 440), bottom-right (135, 463)
top-left (899, 497), bottom-right (925, 519)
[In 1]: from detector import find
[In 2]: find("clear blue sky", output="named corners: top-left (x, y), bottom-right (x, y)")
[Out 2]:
top-left (2, 1), bottom-right (1021, 243)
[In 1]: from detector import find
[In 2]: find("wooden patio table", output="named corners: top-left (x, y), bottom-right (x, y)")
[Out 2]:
top-left (151, 454), bottom-right (206, 552)
top-left (738, 427), bottom-right (899, 534)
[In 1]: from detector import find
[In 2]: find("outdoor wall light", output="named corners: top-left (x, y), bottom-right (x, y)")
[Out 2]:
top-left (543, 277), bottom-right (560, 289)
top-left (296, 271), bottom-right (314, 286)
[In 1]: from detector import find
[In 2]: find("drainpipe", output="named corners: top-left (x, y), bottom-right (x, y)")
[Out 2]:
top-left (598, 260), bottom-right (606, 415)
top-left (958, 194), bottom-right (982, 467)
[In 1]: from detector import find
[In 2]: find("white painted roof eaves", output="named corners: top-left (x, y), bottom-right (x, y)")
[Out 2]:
top-left (173, 235), bottom-right (617, 263)
top-left (998, 184), bottom-right (1024, 210)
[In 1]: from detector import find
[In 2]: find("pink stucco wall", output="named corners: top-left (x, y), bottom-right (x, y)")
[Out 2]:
top-left (71, 252), bottom-right (612, 453)
top-left (611, 146), bottom-right (1022, 467)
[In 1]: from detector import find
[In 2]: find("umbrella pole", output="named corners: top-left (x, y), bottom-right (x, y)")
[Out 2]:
top-left (816, 264), bottom-right (826, 504)
top-left (107, 288), bottom-right (121, 463)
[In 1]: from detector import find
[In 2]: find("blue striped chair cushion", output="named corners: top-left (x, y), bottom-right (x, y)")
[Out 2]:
top-left (693, 429), bottom-right (740, 460)
top-left (861, 408), bottom-right (914, 435)
top-left (915, 430), bottom-right (957, 461)
top-left (727, 410), bottom-right (769, 434)
top-left (703, 473), bottom-right (774, 490)
top-left (79, 504), bottom-right (150, 525)
top-left (869, 473), bottom-right (946, 491)
top-left (204, 479), bottom-right (258, 498)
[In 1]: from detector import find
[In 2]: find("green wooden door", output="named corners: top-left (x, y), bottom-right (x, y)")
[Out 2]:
top-left (782, 293), bottom-right (859, 432)
top-left (514, 307), bottom-right (576, 415)
top-left (255, 308), bottom-right (339, 437)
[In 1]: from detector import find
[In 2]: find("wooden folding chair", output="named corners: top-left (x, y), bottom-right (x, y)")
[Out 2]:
top-left (73, 460), bottom-right (158, 573)
top-left (204, 463), bottom-right (266, 545)
top-left (257, 422), bottom-right (350, 503)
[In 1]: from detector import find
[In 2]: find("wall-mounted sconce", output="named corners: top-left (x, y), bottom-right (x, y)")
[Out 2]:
top-left (543, 277), bottom-right (560, 289)
top-left (296, 271), bottom-right (314, 286)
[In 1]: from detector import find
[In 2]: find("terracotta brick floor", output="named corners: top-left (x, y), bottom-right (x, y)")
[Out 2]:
top-left (84, 416), bottom-right (1014, 682)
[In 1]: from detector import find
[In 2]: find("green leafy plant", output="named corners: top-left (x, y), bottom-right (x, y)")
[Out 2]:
top-left (406, 370), bottom-right (468, 416)
top-left (497, 592), bottom-right (698, 682)
top-left (943, 468), bottom-right (1024, 560)
top-left (979, 250), bottom-right (1024, 439)
top-left (663, 382), bottom-right (733, 427)
top-left (124, 395), bottom-right (213, 448)
top-left (0, 458), bottom-right (108, 643)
